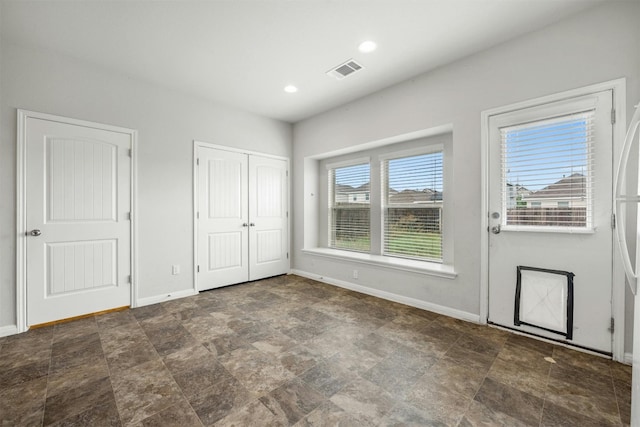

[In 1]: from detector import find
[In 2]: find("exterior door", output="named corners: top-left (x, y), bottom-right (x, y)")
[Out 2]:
top-left (25, 116), bottom-right (132, 326)
top-left (488, 91), bottom-right (614, 354)
top-left (248, 156), bottom-right (289, 280)
top-left (197, 147), bottom-right (249, 290)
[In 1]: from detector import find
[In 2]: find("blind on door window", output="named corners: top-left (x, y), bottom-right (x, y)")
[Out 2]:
top-left (502, 111), bottom-right (594, 228)
top-left (383, 152), bottom-right (443, 261)
top-left (328, 163), bottom-right (370, 252)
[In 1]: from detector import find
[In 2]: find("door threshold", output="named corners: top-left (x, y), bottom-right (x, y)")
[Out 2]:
top-left (29, 306), bottom-right (130, 329)
top-left (488, 321), bottom-right (612, 358)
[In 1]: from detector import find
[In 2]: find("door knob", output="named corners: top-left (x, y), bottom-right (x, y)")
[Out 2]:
top-left (30, 229), bottom-right (42, 236)
top-left (242, 223), bottom-right (248, 227)
top-left (491, 225), bottom-right (501, 234)
top-left (249, 223), bottom-right (255, 227)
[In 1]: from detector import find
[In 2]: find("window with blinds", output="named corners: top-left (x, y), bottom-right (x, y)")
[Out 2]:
top-left (383, 151), bottom-right (443, 261)
top-left (328, 162), bottom-right (370, 252)
top-left (502, 111), bottom-right (593, 229)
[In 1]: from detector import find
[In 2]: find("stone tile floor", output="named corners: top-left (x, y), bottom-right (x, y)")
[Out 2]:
top-left (0, 274), bottom-right (632, 426)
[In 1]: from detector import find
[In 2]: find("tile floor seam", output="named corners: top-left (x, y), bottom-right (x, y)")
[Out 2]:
top-left (138, 322), bottom-right (201, 427)
top-left (539, 344), bottom-right (555, 427)
top-left (162, 358), bottom-right (205, 427)
top-left (41, 328), bottom-right (55, 427)
top-left (98, 327), bottom-right (128, 427)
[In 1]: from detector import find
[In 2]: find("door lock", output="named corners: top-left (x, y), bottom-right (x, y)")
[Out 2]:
top-left (30, 229), bottom-right (42, 236)
top-left (491, 225), bottom-right (501, 234)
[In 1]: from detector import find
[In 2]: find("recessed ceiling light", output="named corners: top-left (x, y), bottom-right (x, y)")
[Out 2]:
top-left (358, 40), bottom-right (377, 53)
top-left (284, 85), bottom-right (298, 93)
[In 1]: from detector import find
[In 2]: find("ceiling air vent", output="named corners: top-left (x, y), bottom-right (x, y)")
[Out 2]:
top-left (327, 59), bottom-right (364, 80)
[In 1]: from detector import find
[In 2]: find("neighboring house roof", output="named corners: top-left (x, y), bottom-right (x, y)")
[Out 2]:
top-left (524, 173), bottom-right (585, 200)
top-left (506, 183), bottom-right (530, 195)
top-left (389, 189), bottom-right (442, 203)
top-left (335, 182), bottom-right (369, 194)
top-left (336, 182), bottom-right (441, 203)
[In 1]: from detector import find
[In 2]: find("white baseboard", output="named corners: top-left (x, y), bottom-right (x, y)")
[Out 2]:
top-left (624, 352), bottom-right (633, 365)
top-left (0, 324), bottom-right (20, 338)
top-left (290, 269), bottom-right (480, 324)
top-left (136, 288), bottom-right (199, 307)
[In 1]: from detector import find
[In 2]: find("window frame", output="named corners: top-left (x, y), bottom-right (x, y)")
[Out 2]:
top-left (380, 145), bottom-right (444, 262)
top-left (316, 137), bottom-right (452, 274)
top-left (326, 157), bottom-right (371, 253)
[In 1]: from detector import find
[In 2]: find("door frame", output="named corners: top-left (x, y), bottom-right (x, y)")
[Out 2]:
top-left (192, 140), bottom-right (290, 292)
top-left (480, 79), bottom-right (627, 361)
top-left (16, 110), bottom-right (139, 333)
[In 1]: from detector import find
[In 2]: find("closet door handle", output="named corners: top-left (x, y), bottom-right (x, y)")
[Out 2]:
top-left (249, 223), bottom-right (255, 227)
top-left (242, 223), bottom-right (248, 227)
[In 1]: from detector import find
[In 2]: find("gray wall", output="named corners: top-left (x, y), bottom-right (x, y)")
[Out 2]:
top-left (292, 2), bottom-right (640, 351)
top-left (0, 41), bottom-right (292, 329)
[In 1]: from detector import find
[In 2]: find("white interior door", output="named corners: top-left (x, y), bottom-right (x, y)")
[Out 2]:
top-left (488, 91), bottom-right (614, 354)
top-left (197, 147), bottom-right (249, 290)
top-left (248, 155), bottom-right (289, 280)
top-left (25, 116), bottom-right (132, 326)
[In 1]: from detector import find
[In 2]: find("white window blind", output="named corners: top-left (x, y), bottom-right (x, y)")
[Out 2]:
top-left (328, 163), bottom-right (370, 252)
top-left (383, 152), bottom-right (443, 261)
top-left (502, 111), bottom-right (594, 228)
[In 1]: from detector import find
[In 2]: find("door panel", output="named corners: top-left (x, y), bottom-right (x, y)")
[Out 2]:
top-left (488, 91), bottom-right (613, 353)
top-left (26, 117), bottom-right (131, 326)
top-left (197, 147), bottom-right (249, 290)
top-left (249, 156), bottom-right (289, 280)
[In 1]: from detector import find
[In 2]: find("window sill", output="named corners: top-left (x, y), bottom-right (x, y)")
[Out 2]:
top-left (301, 247), bottom-right (457, 279)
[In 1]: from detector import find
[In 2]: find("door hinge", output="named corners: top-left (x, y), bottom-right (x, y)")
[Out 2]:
top-left (611, 108), bottom-right (616, 125)
top-left (611, 213), bottom-right (616, 229)
top-left (127, 275), bottom-right (132, 283)
top-left (127, 212), bottom-right (131, 221)
top-left (127, 148), bottom-right (132, 157)
top-left (197, 212), bottom-right (200, 219)
top-left (286, 211), bottom-right (288, 218)
top-left (197, 265), bottom-right (200, 273)
top-left (608, 317), bottom-right (614, 333)
top-left (287, 252), bottom-right (289, 259)
top-left (197, 158), bottom-right (200, 166)
top-left (286, 170), bottom-right (289, 177)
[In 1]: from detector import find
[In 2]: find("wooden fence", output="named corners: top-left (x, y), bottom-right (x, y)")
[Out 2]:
top-left (506, 207), bottom-right (586, 227)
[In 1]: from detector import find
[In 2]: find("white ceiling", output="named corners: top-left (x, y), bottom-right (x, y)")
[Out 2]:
top-left (1, 0), bottom-right (605, 123)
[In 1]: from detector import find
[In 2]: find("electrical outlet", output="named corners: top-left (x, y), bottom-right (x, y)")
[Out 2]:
top-left (172, 265), bottom-right (180, 275)
top-left (353, 269), bottom-right (358, 279)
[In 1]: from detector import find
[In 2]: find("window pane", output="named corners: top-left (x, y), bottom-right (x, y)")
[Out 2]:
top-left (502, 112), bottom-right (593, 228)
top-left (384, 152), bottom-right (443, 261)
top-left (329, 163), bottom-right (370, 252)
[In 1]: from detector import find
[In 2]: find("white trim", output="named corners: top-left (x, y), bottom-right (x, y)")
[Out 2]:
top-left (0, 324), bottom-right (20, 338)
top-left (193, 140), bottom-right (288, 160)
top-left (302, 248), bottom-right (456, 279)
top-left (136, 288), bottom-right (199, 308)
top-left (16, 110), bottom-right (139, 332)
top-left (610, 81), bottom-right (627, 363)
top-left (193, 140), bottom-right (291, 293)
top-left (624, 352), bottom-right (633, 366)
top-left (291, 269), bottom-right (477, 323)
top-left (130, 130), bottom-right (139, 308)
top-left (480, 78), bottom-right (627, 361)
top-left (489, 323), bottom-right (614, 360)
top-left (499, 225), bottom-right (596, 235)
top-left (306, 123), bottom-right (454, 160)
top-left (378, 144), bottom-right (443, 161)
top-left (325, 156), bottom-right (370, 171)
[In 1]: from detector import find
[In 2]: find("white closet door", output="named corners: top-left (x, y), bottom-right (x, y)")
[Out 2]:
top-left (197, 147), bottom-right (249, 290)
top-left (248, 155), bottom-right (289, 280)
